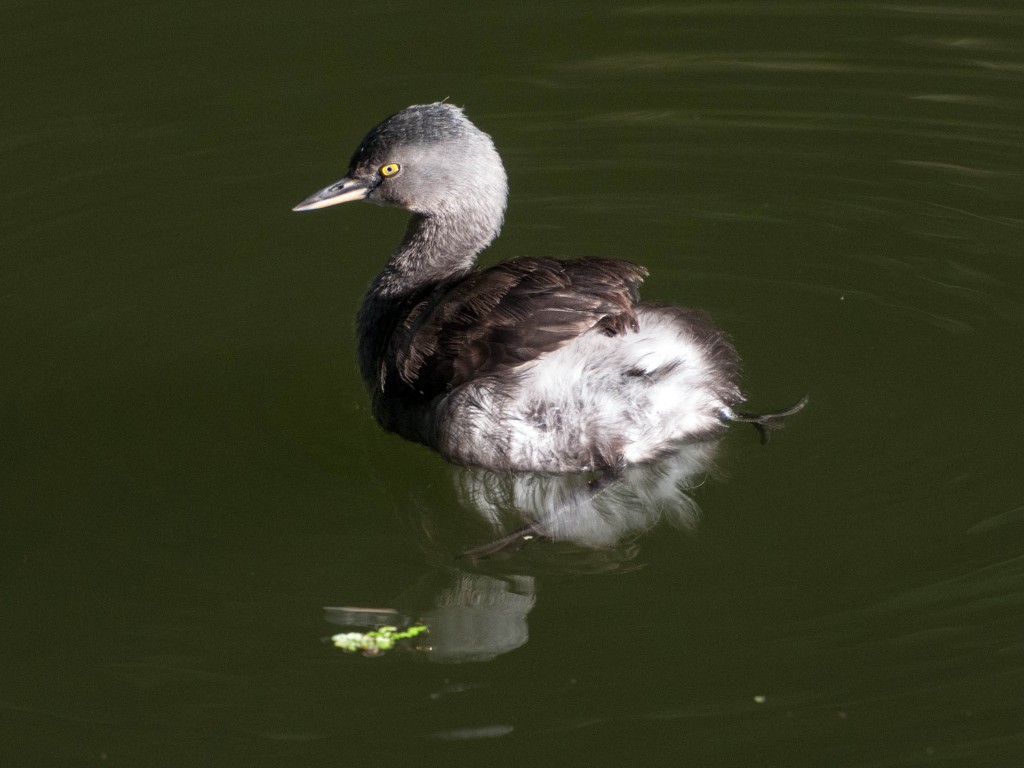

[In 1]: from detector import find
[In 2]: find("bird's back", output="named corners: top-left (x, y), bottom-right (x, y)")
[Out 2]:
top-left (359, 256), bottom-right (742, 472)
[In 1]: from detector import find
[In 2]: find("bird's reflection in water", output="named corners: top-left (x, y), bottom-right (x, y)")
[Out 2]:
top-left (455, 439), bottom-right (719, 558)
top-left (325, 441), bottom-right (719, 663)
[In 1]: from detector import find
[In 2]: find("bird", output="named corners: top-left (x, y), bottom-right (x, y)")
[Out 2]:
top-left (293, 102), bottom-right (804, 475)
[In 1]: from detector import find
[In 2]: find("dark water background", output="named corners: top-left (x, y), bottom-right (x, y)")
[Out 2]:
top-left (3, 1), bottom-right (1023, 765)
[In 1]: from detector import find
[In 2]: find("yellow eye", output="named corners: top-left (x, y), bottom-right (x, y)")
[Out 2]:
top-left (380, 162), bottom-right (401, 178)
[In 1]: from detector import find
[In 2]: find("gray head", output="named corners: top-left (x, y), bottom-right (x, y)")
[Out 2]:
top-left (293, 103), bottom-right (508, 247)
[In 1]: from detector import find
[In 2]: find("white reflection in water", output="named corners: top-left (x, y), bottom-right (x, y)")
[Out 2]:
top-left (453, 439), bottom-right (719, 550)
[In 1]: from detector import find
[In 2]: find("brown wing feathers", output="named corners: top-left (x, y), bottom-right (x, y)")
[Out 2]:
top-left (388, 257), bottom-right (647, 398)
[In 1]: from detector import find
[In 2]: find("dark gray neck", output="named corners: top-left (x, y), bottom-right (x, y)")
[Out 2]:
top-left (373, 212), bottom-right (488, 296)
top-left (356, 211), bottom-right (496, 393)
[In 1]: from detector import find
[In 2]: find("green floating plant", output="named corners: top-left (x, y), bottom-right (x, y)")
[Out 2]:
top-left (330, 624), bottom-right (429, 657)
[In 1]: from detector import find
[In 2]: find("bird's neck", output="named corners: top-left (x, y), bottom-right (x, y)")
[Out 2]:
top-left (375, 211), bottom-right (495, 295)
top-left (355, 211), bottom-right (494, 392)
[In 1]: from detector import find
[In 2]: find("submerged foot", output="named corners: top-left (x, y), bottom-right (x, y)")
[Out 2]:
top-left (722, 395), bottom-right (809, 445)
top-left (459, 523), bottom-right (547, 561)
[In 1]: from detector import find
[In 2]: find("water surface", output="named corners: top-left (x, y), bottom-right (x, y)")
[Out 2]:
top-left (3, 1), bottom-right (1023, 765)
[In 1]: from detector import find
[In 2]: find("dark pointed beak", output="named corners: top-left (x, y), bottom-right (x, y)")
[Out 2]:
top-left (292, 176), bottom-right (371, 212)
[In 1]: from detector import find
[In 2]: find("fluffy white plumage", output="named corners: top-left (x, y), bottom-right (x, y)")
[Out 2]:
top-left (433, 306), bottom-right (739, 472)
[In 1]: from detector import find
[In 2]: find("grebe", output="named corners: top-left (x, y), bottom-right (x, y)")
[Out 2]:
top-left (293, 102), bottom-right (803, 474)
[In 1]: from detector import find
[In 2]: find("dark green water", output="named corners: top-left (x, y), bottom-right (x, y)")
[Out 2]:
top-left (3, 1), bottom-right (1023, 765)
